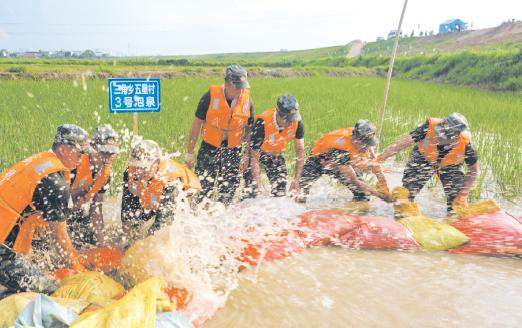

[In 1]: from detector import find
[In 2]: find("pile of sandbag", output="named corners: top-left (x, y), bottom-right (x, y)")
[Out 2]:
top-left (0, 271), bottom-right (192, 328)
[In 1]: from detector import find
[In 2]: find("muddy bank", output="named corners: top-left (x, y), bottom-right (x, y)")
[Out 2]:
top-left (0, 67), bottom-right (375, 81)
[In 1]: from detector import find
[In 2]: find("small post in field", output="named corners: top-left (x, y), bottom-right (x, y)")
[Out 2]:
top-left (133, 112), bottom-right (139, 136)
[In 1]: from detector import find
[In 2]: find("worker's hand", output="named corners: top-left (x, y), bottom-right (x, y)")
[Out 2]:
top-left (452, 192), bottom-right (469, 209)
top-left (184, 153), bottom-right (195, 169)
top-left (376, 190), bottom-right (394, 203)
top-left (289, 179), bottom-right (301, 194)
top-left (376, 153), bottom-right (385, 163)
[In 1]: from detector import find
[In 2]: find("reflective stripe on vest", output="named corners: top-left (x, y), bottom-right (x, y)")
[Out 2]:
top-left (128, 160), bottom-right (201, 211)
top-left (71, 153), bottom-right (112, 205)
top-left (202, 85), bottom-right (251, 148)
top-left (257, 108), bottom-right (298, 154)
top-left (417, 117), bottom-right (471, 168)
top-left (0, 152), bottom-right (69, 253)
top-left (311, 128), bottom-right (370, 169)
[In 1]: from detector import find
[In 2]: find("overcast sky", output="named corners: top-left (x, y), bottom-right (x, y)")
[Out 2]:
top-left (0, 0), bottom-right (520, 56)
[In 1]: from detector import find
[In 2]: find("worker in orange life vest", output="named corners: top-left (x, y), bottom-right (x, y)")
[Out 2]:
top-left (0, 125), bottom-right (94, 297)
top-left (298, 120), bottom-right (392, 204)
top-left (69, 125), bottom-right (120, 247)
top-left (185, 65), bottom-right (254, 205)
top-left (121, 139), bottom-right (201, 244)
top-left (377, 113), bottom-right (478, 212)
top-left (243, 95), bottom-right (305, 198)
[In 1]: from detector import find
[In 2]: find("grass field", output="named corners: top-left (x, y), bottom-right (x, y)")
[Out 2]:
top-left (0, 76), bottom-right (520, 199)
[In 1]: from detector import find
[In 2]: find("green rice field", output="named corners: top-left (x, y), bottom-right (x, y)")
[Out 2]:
top-left (0, 76), bottom-right (520, 199)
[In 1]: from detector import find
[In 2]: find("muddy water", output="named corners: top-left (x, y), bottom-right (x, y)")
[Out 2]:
top-left (103, 164), bottom-right (521, 327)
top-left (207, 248), bottom-right (522, 327)
top-left (205, 166), bottom-right (521, 327)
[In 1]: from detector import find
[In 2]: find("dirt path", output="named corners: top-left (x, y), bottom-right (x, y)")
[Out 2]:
top-left (347, 40), bottom-right (364, 58)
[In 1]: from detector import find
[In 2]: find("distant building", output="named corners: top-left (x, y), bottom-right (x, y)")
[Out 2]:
top-left (439, 19), bottom-right (468, 34)
top-left (376, 36), bottom-right (385, 41)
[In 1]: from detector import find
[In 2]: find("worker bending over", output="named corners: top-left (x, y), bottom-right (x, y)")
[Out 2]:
top-left (378, 113), bottom-right (478, 212)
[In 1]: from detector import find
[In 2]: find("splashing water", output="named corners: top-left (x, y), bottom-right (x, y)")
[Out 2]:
top-left (119, 194), bottom-right (307, 321)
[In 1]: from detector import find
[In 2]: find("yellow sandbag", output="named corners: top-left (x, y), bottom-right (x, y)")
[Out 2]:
top-left (70, 277), bottom-right (164, 328)
top-left (453, 199), bottom-right (500, 219)
top-left (392, 187), bottom-right (422, 219)
top-left (342, 201), bottom-right (370, 214)
top-left (0, 292), bottom-right (38, 327)
top-left (399, 216), bottom-right (469, 250)
top-left (52, 271), bottom-right (125, 307)
top-left (0, 293), bottom-right (90, 327)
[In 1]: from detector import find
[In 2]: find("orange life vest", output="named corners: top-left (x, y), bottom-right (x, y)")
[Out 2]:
top-left (128, 160), bottom-right (202, 211)
top-left (257, 108), bottom-right (298, 155)
top-left (71, 153), bottom-right (112, 204)
top-left (202, 85), bottom-right (251, 148)
top-left (417, 117), bottom-right (471, 168)
top-left (0, 152), bottom-right (70, 254)
top-left (311, 128), bottom-right (371, 169)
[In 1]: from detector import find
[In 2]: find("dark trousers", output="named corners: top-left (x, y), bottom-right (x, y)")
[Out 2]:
top-left (243, 152), bottom-right (288, 198)
top-left (195, 141), bottom-right (242, 205)
top-left (402, 148), bottom-right (465, 212)
top-left (68, 210), bottom-right (97, 248)
top-left (0, 246), bottom-right (58, 298)
top-left (299, 156), bottom-right (369, 201)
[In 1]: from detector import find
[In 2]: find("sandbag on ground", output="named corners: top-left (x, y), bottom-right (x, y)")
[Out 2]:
top-left (298, 209), bottom-right (357, 246)
top-left (15, 294), bottom-right (78, 328)
top-left (70, 277), bottom-right (165, 328)
top-left (339, 215), bottom-right (419, 250)
top-left (0, 292), bottom-right (38, 327)
top-left (241, 229), bottom-right (307, 266)
top-left (399, 216), bottom-right (469, 250)
top-left (449, 201), bottom-right (522, 256)
top-left (52, 271), bottom-right (125, 307)
top-left (0, 292), bottom-right (90, 328)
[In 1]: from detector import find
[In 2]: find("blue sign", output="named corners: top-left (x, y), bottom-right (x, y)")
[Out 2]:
top-left (108, 78), bottom-right (160, 113)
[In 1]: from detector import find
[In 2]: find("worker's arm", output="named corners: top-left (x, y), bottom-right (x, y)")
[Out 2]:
top-left (336, 163), bottom-right (393, 202)
top-left (290, 138), bottom-right (305, 193)
top-left (185, 118), bottom-right (204, 168)
top-left (89, 193), bottom-right (105, 246)
top-left (48, 221), bottom-right (86, 270)
top-left (377, 134), bottom-right (414, 162)
top-left (367, 148), bottom-right (390, 192)
top-left (250, 149), bottom-right (262, 194)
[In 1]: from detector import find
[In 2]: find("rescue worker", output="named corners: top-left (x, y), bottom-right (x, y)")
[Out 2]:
top-left (0, 124), bottom-right (94, 297)
top-left (244, 94), bottom-right (305, 198)
top-left (69, 125), bottom-right (120, 247)
top-left (298, 120), bottom-right (392, 204)
top-left (185, 65), bottom-right (254, 205)
top-left (121, 139), bottom-right (200, 244)
top-left (377, 113), bottom-right (478, 212)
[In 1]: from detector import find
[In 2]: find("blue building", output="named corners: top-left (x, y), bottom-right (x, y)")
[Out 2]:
top-left (387, 30), bottom-right (403, 39)
top-left (439, 19), bottom-right (468, 34)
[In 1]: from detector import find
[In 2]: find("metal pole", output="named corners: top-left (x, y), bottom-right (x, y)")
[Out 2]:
top-left (377, 0), bottom-right (409, 142)
top-left (133, 112), bottom-right (139, 136)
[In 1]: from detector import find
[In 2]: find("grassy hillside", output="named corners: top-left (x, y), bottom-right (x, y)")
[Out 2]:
top-left (1, 22), bottom-right (521, 91)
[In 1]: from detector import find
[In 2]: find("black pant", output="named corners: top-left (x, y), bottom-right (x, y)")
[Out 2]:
top-left (243, 152), bottom-right (288, 198)
top-left (120, 186), bottom-right (177, 244)
top-left (402, 148), bottom-right (465, 212)
top-left (195, 141), bottom-right (242, 205)
top-left (0, 246), bottom-right (58, 298)
top-left (299, 156), bottom-right (369, 201)
top-left (68, 210), bottom-right (97, 248)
